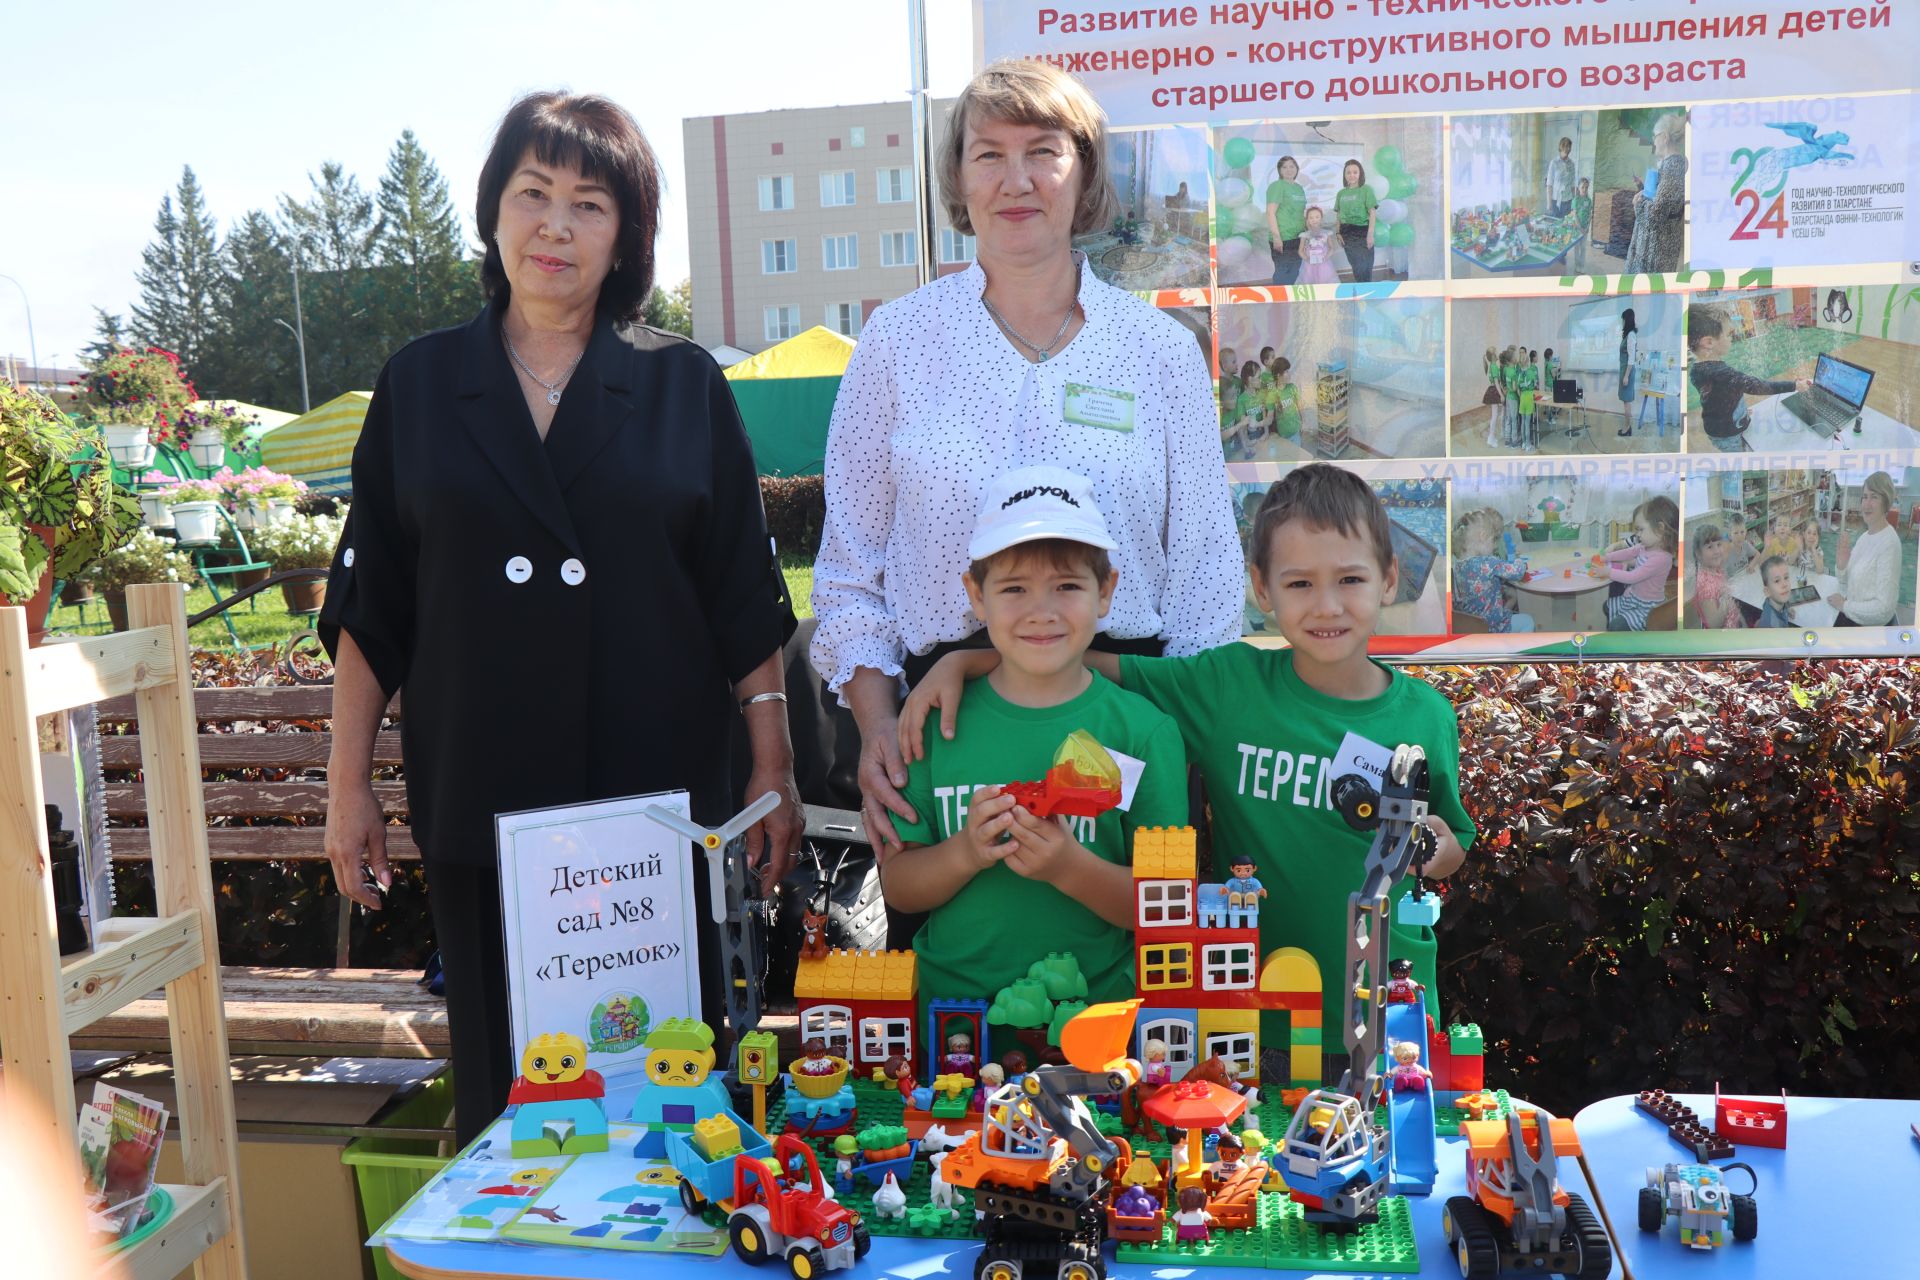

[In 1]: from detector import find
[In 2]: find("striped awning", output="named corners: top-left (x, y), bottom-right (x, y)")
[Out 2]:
top-left (257, 391), bottom-right (372, 496)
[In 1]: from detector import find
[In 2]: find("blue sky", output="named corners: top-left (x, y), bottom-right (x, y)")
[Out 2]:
top-left (0, 0), bottom-right (975, 374)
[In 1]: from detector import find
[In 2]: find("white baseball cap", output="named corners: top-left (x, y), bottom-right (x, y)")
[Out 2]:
top-left (968, 466), bottom-right (1119, 561)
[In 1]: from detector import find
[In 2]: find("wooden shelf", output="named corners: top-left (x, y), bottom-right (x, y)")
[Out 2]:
top-left (116, 1178), bottom-right (231, 1280)
top-left (60, 913), bottom-right (205, 1036)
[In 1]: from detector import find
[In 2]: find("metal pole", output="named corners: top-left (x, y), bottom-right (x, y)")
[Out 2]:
top-left (288, 254), bottom-right (311, 412)
top-left (0, 273), bottom-right (40, 391)
top-left (907, 0), bottom-right (939, 285)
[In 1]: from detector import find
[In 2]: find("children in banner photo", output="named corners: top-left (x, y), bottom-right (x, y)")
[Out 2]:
top-left (1687, 303), bottom-right (1811, 453)
top-left (1452, 508), bottom-right (1535, 633)
top-left (1297, 206), bottom-right (1339, 285)
top-left (1603, 497), bottom-right (1679, 631)
top-left (1689, 524), bottom-right (1748, 629)
top-left (1482, 347), bottom-right (1504, 448)
top-left (884, 467), bottom-right (1189, 1018)
top-left (1515, 349), bottom-right (1540, 452)
top-left (1725, 520), bottom-right (1757, 577)
top-left (1756, 556), bottom-right (1800, 629)
top-left (1763, 512), bottom-right (1801, 565)
top-left (1797, 518), bottom-right (1827, 578)
top-left (1571, 179), bottom-right (1593, 272)
top-left (903, 465), bottom-right (1476, 1064)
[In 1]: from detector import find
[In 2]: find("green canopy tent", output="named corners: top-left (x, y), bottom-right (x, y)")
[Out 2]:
top-left (722, 326), bottom-right (856, 476)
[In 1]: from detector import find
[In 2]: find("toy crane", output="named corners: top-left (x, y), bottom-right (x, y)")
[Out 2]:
top-left (644, 792), bottom-right (780, 1035)
top-left (1278, 745), bottom-right (1435, 1227)
top-left (939, 1000), bottom-right (1144, 1280)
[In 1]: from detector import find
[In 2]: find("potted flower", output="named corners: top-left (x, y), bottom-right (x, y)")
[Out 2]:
top-left (71, 346), bottom-right (198, 466)
top-left (247, 507), bottom-right (344, 612)
top-left (88, 528), bottom-right (194, 631)
top-left (155, 477), bottom-right (227, 544)
top-left (134, 469), bottom-right (179, 528)
top-left (221, 466), bottom-right (306, 529)
top-left (2, 379), bottom-right (145, 644)
top-left (179, 401), bottom-right (259, 472)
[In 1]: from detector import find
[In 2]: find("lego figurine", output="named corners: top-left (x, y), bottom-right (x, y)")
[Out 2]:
top-left (942, 1032), bottom-right (977, 1078)
top-left (796, 1038), bottom-right (841, 1076)
top-left (871, 1170), bottom-right (908, 1220)
top-left (1389, 1041), bottom-right (1431, 1093)
top-left (798, 847), bottom-right (848, 962)
top-left (1209, 1132), bottom-right (1245, 1182)
top-left (507, 1032), bottom-right (609, 1157)
top-left (628, 1018), bottom-right (733, 1155)
top-left (973, 1062), bottom-right (1005, 1111)
top-left (1142, 1038), bottom-right (1171, 1086)
top-left (1223, 854), bottom-right (1267, 924)
top-left (831, 1134), bottom-right (858, 1194)
top-left (1174, 1185), bottom-right (1216, 1243)
top-left (1000, 1049), bottom-right (1029, 1088)
top-left (880, 1054), bottom-right (915, 1100)
top-left (1383, 958), bottom-right (1426, 1006)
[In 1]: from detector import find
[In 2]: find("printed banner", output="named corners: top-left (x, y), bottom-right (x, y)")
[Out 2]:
top-left (497, 791), bottom-right (701, 1085)
top-left (979, 0), bottom-right (1918, 126)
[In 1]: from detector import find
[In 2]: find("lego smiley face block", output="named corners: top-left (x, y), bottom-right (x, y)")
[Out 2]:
top-left (522, 1032), bottom-right (591, 1086)
top-left (643, 1018), bottom-right (717, 1086)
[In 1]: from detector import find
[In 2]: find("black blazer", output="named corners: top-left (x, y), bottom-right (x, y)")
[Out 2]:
top-left (320, 302), bottom-right (794, 864)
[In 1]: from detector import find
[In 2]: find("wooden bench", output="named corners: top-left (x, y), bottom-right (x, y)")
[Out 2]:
top-left (74, 683), bottom-right (447, 1058)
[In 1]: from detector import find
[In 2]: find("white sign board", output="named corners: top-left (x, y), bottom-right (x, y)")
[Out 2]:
top-left (978, 0), bottom-right (1917, 126)
top-left (497, 791), bottom-right (701, 1085)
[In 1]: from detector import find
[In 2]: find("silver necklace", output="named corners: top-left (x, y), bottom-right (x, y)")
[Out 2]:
top-left (981, 264), bottom-right (1081, 361)
top-left (503, 327), bottom-right (586, 406)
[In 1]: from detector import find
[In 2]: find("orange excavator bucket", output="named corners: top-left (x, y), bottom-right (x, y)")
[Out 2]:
top-left (1058, 999), bottom-right (1143, 1074)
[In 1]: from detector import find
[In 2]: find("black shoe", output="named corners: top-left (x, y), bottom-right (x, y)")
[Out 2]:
top-left (1617, 427), bottom-right (1633, 437)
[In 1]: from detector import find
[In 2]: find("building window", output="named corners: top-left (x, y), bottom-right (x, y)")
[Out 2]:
top-left (850, 126), bottom-right (866, 148)
top-left (820, 170), bottom-right (856, 208)
top-left (1136, 880), bottom-right (1192, 928)
top-left (825, 302), bottom-right (863, 337)
top-left (877, 167), bottom-right (910, 204)
top-left (757, 174), bottom-right (794, 212)
top-left (764, 306), bottom-right (801, 343)
top-left (859, 1016), bottom-right (910, 1064)
top-left (801, 1004), bottom-right (852, 1059)
top-left (1138, 942), bottom-right (1192, 991)
top-left (822, 234), bottom-right (858, 272)
top-left (760, 239), bottom-right (796, 275)
top-left (1201, 942), bottom-right (1258, 991)
top-left (1202, 1031), bottom-right (1256, 1081)
top-left (881, 230), bottom-right (918, 267)
top-left (941, 228), bottom-right (977, 263)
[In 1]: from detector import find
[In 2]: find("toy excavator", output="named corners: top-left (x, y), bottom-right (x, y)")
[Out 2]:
top-left (1443, 1109), bottom-right (1611, 1279)
top-left (939, 999), bottom-right (1142, 1280)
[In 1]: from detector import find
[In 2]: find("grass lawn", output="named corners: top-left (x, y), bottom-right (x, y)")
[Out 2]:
top-left (45, 583), bottom-right (320, 653)
top-left (781, 551), bottom-right (814, 619)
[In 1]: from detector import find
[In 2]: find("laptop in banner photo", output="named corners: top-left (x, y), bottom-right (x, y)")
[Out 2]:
top-left (1780, 353), bottom-right (1874, 436)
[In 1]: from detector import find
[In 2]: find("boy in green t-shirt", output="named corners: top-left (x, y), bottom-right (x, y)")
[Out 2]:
top-left (903, 465), bottom-right (1474, 1083)
top-left (886, 466), bottom-right (1189, 1017)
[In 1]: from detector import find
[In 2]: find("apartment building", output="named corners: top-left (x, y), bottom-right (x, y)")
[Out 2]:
top-left (683, 99), bottom-right (977, 354)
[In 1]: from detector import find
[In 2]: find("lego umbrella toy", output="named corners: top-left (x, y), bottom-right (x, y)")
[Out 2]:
top-left (1002, 729), bottom-right (1125, 820)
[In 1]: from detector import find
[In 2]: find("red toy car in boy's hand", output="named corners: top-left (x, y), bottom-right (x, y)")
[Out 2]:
top-left (1002, 730), bottom-right (1124, 820)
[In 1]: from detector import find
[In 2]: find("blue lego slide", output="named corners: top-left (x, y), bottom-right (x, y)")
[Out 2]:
top-left (1383, 995), bottom-right (1437, 1195)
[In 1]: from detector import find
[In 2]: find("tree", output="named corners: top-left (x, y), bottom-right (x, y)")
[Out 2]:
top-left (80, 308), bottom-right (128, 365)
top-left (130, 166), bottom-right (224, 376)
top-left (644, 278), bottom-right (692, 336)
top-left (193, 211), bottom-right (304, 411)
top-left (375, 129), bottom-right (480, 344)
top-left (280, 163), bottom-right (387, 399)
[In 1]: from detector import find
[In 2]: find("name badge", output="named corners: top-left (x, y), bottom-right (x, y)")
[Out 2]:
top-left (1062, 382), bottom-right (1136, 432)
top-left (1333, 732), bottom-right (1395, 791)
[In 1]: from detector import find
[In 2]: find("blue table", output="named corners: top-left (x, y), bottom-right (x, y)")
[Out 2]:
top-left (380, 1094), bottom-right (1627, 1280)
top-left (1574, 1092), bottom-right (1917, 1280)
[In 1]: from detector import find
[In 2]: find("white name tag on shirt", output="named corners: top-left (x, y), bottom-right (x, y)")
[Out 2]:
top-left (1332, 732), bottom-right (1395, 791)
top-left (1111, 747), bottom-right (1147, 811)
top-left (1062, 382), bottom-right (1136, 432)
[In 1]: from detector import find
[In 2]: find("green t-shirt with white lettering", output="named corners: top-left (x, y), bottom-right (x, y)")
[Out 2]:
top-left (1120, 644), bottom-right (1474, 1060)
top-left (1334, 184), bottom-right (1378, 227)
top-left (895, 672), bottom-right (1189, 1016)
top-left (1266, 178), bottom-right (1307, 242)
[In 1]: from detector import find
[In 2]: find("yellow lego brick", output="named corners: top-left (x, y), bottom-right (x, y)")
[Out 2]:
top-left (1131, 825), bottom-right (1198, 880)
top-left (1162, 827), bottom-right (1197, 878)
top-left (692, 1114), bottom-right (743, 1161)
top-left (1290, 1043), bottom-right (1321, 1083)
top-left (1198, 1009), bottom-right (1257, 1037)
top-left (793, 948), bottom-right (917, 1002)
top-left (1259, 946), bottom-right (1322, 996)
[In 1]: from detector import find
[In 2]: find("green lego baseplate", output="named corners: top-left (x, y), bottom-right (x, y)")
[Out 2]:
top-left (1114, 1190), bottom-right (1419, 1273)
top-left (1370, 1088), bottom-right (1514, 1138)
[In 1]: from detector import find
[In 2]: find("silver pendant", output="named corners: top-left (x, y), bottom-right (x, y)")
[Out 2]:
top-left (1037, 351), bottom-right (1050, 362)
top-left (547, 389), bottom-right (562, 406)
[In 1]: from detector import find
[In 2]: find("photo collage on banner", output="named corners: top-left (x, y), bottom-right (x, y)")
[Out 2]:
top-left (994, 0), bottom-right (1920, 658)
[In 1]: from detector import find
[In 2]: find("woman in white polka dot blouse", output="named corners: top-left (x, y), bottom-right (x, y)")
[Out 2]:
top-left (810, 60), bottom-right (1243, 857)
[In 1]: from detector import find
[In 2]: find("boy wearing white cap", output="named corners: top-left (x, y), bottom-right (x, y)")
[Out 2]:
top-left (883, 466), bottom-right (1189, 1010)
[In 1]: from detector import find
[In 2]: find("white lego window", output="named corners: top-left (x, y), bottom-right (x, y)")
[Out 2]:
top-left (1202, 1031), bottom-right (1255, 1081)
top-left (1201, 941), bottom-right (1258, 991)
top-left (1136, 879), bottom-right (1192, 927)
top-left (859, 1016), bottom-right (911, 1065)
top-left (801, 1003), bottom-right (853, 1059)
top-left (1140, 1017), bottom-right (1196, 1080)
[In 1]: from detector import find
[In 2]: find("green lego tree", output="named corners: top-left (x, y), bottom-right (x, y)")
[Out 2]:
top-left (986, 953), bottom-right (1090, 1045)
